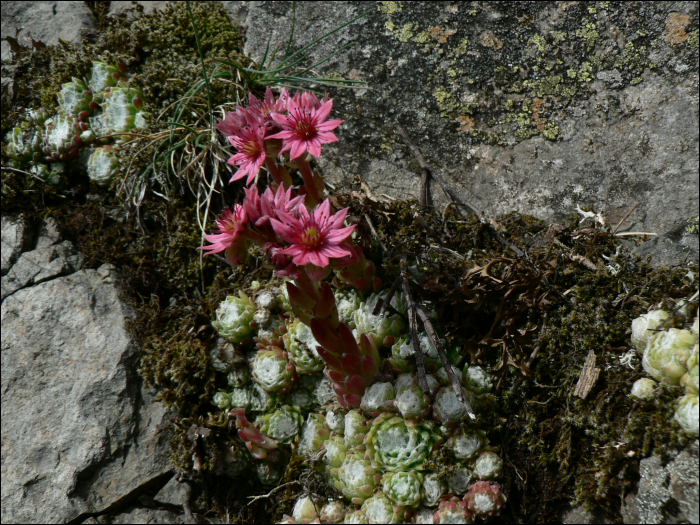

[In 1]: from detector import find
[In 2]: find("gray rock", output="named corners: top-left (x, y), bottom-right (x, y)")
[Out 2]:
top-left (560, 504), bottom-right (610, 524)
top-left (632, 441), bottom-right (699, 524)
top-left (107, 1), bottom-right (171, 16)
top-left (1, 215), bottom-right (31, 276)
top-left (153, 474), bottom-right (187, 507)
top-left (94, 507), bottom-right (183, 524)
top-left (1, 1), bottom-right (96, 61)
top-left (1, 264), bottom-right (172, 523)
top-left (243, 1), bottom-right (699, 267)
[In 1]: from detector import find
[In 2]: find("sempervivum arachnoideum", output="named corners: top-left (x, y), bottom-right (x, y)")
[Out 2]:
top-left (252, 346), bottom-right (297, 394)
top-left (297, 412), bottom-right (330, 455)
top-left (321, 434), bottom-right (347, 488)
top-left (90, 85), bottom-right (147, 141)
top-left (258, 405), bottom-right (303, 444)
top-left (87, 145), bottom-right (120, 186)
top-left (448, 430), bottom-right (487, 461)
top-left (360, 382), bottom-right (396, 418)
top-left (382, 471), bottom-right (423, 509)
top-left (319, 500), bottom-right (346, 523)
top-left (433, 385), bottom-right (475, 427)
top-left (473, 450), bottom-right (504, 480)
top-left (42, 115), bottom-right (92, 162)
top-left (389, 332), bottom-right (442, 373)
top-left (421, 472), bottom-right (447, 507)
top-left (56, 78), bottom-right (95, 119)
top-left (88, 62), bottom-right (125, 98)
top-left (364, 412), bottom-right (442, 472)
top-left (352, 293), bottom-right (406, 347)
top-left (360, 491), bottom-right (405, 524)
top-left (337, 450), bottom-right (382, 504)
top-left (433, 497), bottom-right (473, 524)
top-left (463, 480), bottom-right (506, 518)
top-left (291, 495), bottom-right (318, 524)
top-left (393, 383), bottom-right (431, 420)
top-left (212, 291), bottom-right (257, 343)
top-left (642, 328), bottom-right (696, 384)
top-left (284, 318), bottom-right (325, 374)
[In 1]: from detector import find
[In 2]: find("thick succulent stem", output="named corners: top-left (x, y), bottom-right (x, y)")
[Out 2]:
top-left (295, 156), bottom-right (324, 207)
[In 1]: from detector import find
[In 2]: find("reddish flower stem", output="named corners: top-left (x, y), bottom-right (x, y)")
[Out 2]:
top-left (264, 157), bottom-right (284, 186)
top-left (295, 156), bottom-right (324, 207)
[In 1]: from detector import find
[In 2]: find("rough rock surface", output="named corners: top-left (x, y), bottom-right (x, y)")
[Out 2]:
top-left (1, 1), bottom-right (96, 61)
top-left (1, 215), bottom-right (31, 275)
top-left (632, 440), bottom-right (699, 524)
top-left (243, 1), bottom-right (699, 266)
top-left (1, 219), bottom-right (174, 524)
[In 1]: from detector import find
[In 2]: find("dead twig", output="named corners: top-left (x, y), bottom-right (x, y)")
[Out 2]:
top-left (394, 124), bottom-right (430, 207)
top-left (614, 232), bottom-right (658, 237)
top-left (364, 213), bottom-right (387, 252)
top-left (612, 203), bottom-right (639, 235)
top-left (373, 274), bottom-right (402, 316)
top-left (400, 274), bottom-right (431, 395)
top-left (177, 476), bottom-right (197, 525)
top-left (573, 350), bottom-right (600, 399)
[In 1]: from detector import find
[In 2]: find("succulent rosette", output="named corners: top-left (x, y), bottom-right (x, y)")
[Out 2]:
top-left (320, 500), bottom-right (346, 524)
top-left (256, 460), bottom-right (284, 485)
top-left (433, 386), bottom-right (474, 426)
top-left (334, 288), bottom-right (365, 328)
top-left (463, 481), bottom-right (506, 518)
top-left (227, 365), bottom-right (251, 387)
top-left (382, 471), bottom-right (423, 508)
top-left (360, 382), bottom-right (396, 418)
top-left (630, 378), bottom-right (658, 400)
top-left (448, 430), bottom-right (487, 461)
top-left (394, 384), bottom-right (431, 420)
top-left (353, 295), bottom-right (406, 347)
top-left (314, 376), bottom-right (338, 406)
top-left (322, 434), bottom-right (348, 486)
top-left (389, 333), bottom-right (442, 373)
top-left (474, 450), bottom-right (504, 480)
top-left (91, 85), bottom-right (147, 140)
top-left (674, 394), bottom-right (699, 436)
top-left (56, 78), bottom-right (94, 118)
top-left (87, 146), bottom-right (120, 186)
top-left (229, 387), bottom-right (253, 410)
top-left (258, 405), bottom-right (303, 444)
top-left (446, 465), bottom-right (474, 494)
top-left (211, 390), bottom-right (231, 410)
top-left (360, 491), bottom-right (405, 524)
top-left (292, 495), bottom-right (319, 524)
top-left (42, 115), bottom-right (90, 162)
top-left (412, 507), bottom-right (435, 524)
top-left (248, 383), bottom-right (277, 412)
top-left (433, 498), bottom-right (473, 524)
top-left (681, 344), bottom-right (699, 395)
top-left (326, 404), bottom-right (347, 435)
top-left (462, 365), bottom-right (493, 395)
top-left (344, 409), bottom-right (370, 448)
top-left (252, 347), bottom-right (297, 393)
top-left (642, 328), bottom-right (696, 384)
top-left (337, 451), bottom-right (382, 504)
top-left (88, 62), bottom-right (123, 96)
top-left (342, 510), bottom-right (369, 524)
top-left (284, 319), bottom-right (325, 374)
top-left (298, 412), bottom-right (331, 455)
top-left (212, 291), bottom-right (257, 343)
top-left (631, 309), bottom-right (671, 354)
top-left (220, 441), bottom-right (249, 478)
top-left (364, 412), bottom-right (441, 472)
top-left (421, 472), bottom-right (447, 507)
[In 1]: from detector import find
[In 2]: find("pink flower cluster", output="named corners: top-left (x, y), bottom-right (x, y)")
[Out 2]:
top-left (216, 88), bottom-right (343, 187)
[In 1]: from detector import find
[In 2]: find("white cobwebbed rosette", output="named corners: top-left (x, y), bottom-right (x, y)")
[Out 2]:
top-left (229, 387), bottom-right (252, 410)
top-left (630, 378), bottom-right (658, 400)
top-left (314, 376), bottom-right (338, 406)
top-left (322, 435), bottom-right (348, 488)
top-left (463, 480), bottom-right (506, 519)
top-left (353, 293), bottom-right (406, 347)
top-left (360, 382), bottom-right (396, 417)
top-left (227, 365), bottom-right (251, 387)
top-left (255, 290), bottom-right (279, 311)
top-left (433, 498), bottom-right (473, 524)
top-left (422, 472), bottom-right (447, 507)
top-left (382, 471), bottom-right (423, 508)
top-left (248, 383), bottom-right (276, 412)
top-left (447, 465), bottom-right (474, 495)
top-left (298, 413), bottom-right (331, 455)
top-left (334, 288), bottom-right (364, 328)
top-left (462, 365), bottom-right (493, 395)
top-left (433, 386), bottom-right (475, 426)
top-left (292, 495), bottom-right (318, 524)
top-left (257, 315), bottom-right (285, 342)
top-left (320, 500), bottom-right (346, 524)
top-left (448, 430), bottom-right (487, 461)
top-left (394, 384), bottom-right (431, 420)
top-left (290, 375), bottom-right (320, 412)
top-left (691, 315), bottom-right (699, 337)
top-left (211, 390), bottom-right (231, 410)
top-left (337, 450), bottom-right (382, 504)
top-left (631, 310), bottom-right (671, 354)
top-left (87, 146), bottom-right (120, 186)
top-left (284, 319), bottom-right (324, 374)
top-left (474, 451), bottom-right (504, 480)
top-left (344, 409), bottom-right (370, 448)
top-left (252, 348), bottom-right (297, 393)
top-left (364, 412), bottom-right (442, 472)
top-left (326, 404), bottom-right (347, 435)
top-left (393, 373), bottom-right (416, 394)
top-left (342, 510), bottom-right (369, 524)
top-left (212, 292), bottom-right (257, 343)
top-left (390, 333), bottom-right (442, 373)
top-left (681, 344), bottom-right (699, 395)
top-left (258, 405), bottom-right (303, 444)
top-left (674, 394), bottom-right (699, 436)
top-left (642, 328), bottom-right (696, 384)
top-left (434, 365), bottom-right (464, 386)
top-left (413, 507), bottom-right (435, 524)
top-left (361, 491), bottom-right (405, 524)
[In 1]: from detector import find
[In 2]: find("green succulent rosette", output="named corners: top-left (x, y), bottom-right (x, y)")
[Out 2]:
top-left (344, 409), bottom-right (370, 448)
top-left (227, 365), bottom-right (251, 387)
top-left (353, 295), bottom-right (406, 347)
top-left (382, 471), bottom-right (424, 508)
top-left (252, 347), bottom-right (297, 393)
top-left (320, 500), bottom-right (346, 524)
top-left (284, 319), bottom-right (324, 374)
top-left (364, 412), bottom-right (441, 472)
top-left (292, 495), bottom-right (319, 524)
top-left (342, 510), bottom-right (369, 524)
top-left (421, 472), bottom-right (447, 507)
top-left (326, 404), bottom-right (347, 435)
top-left (335, 288), bottom-right (365, 328)
top-left (298, 412), bottom-right (331, 455)
top-left (631, 309), bottom-right (671, 354)
top-left (212, 291), bottom-right (257, 343)
top-left (433, 385), bottom-right (475, 426)
top-left (256, 460), bottom-right (284, 485)
top-left (446, 465), bottom-right (474, 494)
top-left (361, 491), bottom-right (405, 524)
top-left (56, 78), bottom-right (94, 118)
top-left (681, 344), bottom-right (699, 394)
top-left (87, 146), bottom-right (120, 186)
top-left (462, 365), bottom-right (493, 395)
top-left (258, 405), bottom-right (303, 444)
top-left (360, 382), bottom-right (396, 417)
top-left (389, 333), bottom-right (442, 373)
top-left (88, 62), bottom-right (123, 96)
top-left (674, 393), bottom-right (699, 436)
top-left (322, 434), bottom-right (348, 488)
top-left (337, 450), bottom-right (381, 505)
top-left (394, 384), bottom-right (431, 420)
top-left (642, 328), bottom-right (696, 384)
top-left (229, 387), bottom-right (252, 410)
top-left (211, 390), bottom-right (231, 410)
top-left (248, 383), bottom-right (277, 412)
top-left (630, 378), bottom-right (658, 400)
top-left (448, 430), bottom-right (487, 461)
top-left (474, 451), bottom-right (503, 479)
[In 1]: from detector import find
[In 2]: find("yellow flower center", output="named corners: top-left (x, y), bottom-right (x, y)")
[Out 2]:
top-left (302, 226), bottom-right (321, 246)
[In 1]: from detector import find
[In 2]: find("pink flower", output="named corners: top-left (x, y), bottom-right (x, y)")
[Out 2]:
top-left (268, 96), bottom-right (343, 159)
top-left (215, 106), bottom-right (259, 136)
top-left (226, 120), bottom-right (267, 185)
top-left (249, 87), bottom-right (290, 129)
top-left (244, 184), bottom-right (305, 228)
top-left (270, 199), bottom-right (355, 267)
top-left (198, 204), bottom-right (249, 257)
